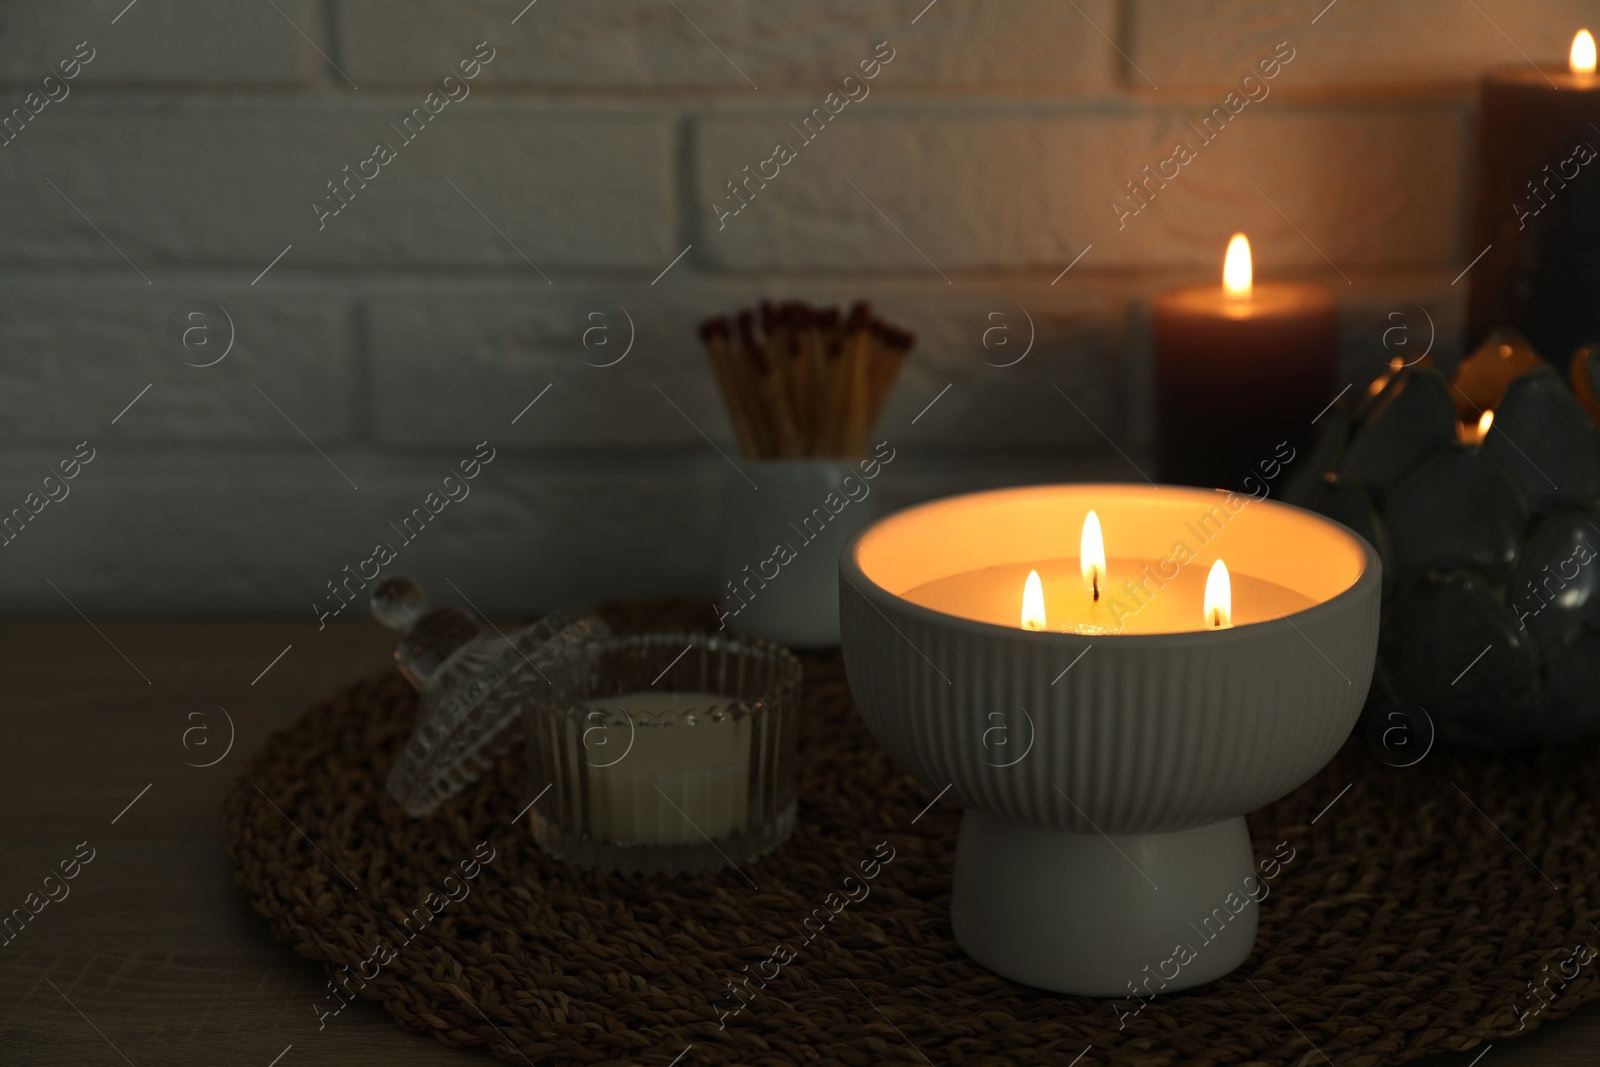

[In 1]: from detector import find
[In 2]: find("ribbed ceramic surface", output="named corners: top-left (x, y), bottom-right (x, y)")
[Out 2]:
top-left (839, 573), bottom-right (1380, 835)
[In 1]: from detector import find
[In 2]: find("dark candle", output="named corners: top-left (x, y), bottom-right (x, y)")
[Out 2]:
top-left (1153, 235), bottom-right (1339, 490)
top-left (1467, 30), bottom-right (1600, 371)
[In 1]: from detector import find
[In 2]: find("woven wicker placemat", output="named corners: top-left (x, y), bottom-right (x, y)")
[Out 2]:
top-left (223, 601), bottom-right (1600, 1067)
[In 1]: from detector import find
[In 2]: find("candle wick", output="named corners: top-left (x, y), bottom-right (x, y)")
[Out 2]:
top-left (1092, 571), bottom-right (1099, 602)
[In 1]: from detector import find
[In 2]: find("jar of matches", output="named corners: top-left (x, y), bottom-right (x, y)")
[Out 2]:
top-left (698, 301), bottom-right (915, 459)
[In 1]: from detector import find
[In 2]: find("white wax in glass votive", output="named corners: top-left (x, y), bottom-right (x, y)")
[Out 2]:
top-left (583, 690), bottom-right (751, 846)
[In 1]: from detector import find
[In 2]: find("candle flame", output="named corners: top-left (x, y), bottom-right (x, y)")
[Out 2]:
top-left (1223, 233), bottom-right (1252, 298)
top-left (1459, 408), bottom-right (1496, 444)
top-left (1368, 355), bottom-right (1405, 397)
top-left (1080, 510), bottom-right (1105, 602)
top-left (1205, 560), bottom-right (1232, 629)
top-left (1021, 569), bottom-right (1046, 631)
top-left (1573, 29), bottom-right (1596, 75)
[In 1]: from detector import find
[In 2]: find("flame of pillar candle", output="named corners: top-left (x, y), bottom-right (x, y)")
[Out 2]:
top-left (1021, 569), bottom-right (1046, 631)
top-left (1573, 29), bottom-right (1596, 75)
top-left (1205, 560), bottom-right (1232, 629)
top-left (1080, 510), bottom-right (1105, 602)
top-left (1222, 233), bottom-right (1252, 298)
top-left (1478, 408), bottom-right (1495, 439)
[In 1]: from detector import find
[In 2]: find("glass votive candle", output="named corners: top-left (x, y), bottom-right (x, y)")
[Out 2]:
top-left (525, 630), bottom-right (801, 875)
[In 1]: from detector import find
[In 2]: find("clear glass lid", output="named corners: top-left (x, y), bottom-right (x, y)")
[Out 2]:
top-left (372, 576), bottom-right (611, 816)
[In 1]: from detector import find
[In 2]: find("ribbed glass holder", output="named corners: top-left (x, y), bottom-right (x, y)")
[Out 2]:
top-left (526, 630), bottom-right (801, 875)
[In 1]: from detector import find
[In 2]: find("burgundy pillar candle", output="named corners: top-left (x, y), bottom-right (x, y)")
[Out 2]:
top-left (1153, 235), bottom-right (1339, 489)
top-left (1467, 30), bottom-right (1600, 370)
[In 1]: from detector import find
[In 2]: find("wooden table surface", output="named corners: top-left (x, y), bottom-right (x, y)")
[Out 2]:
top-left (1, 618), bottom-right (1595, 1067)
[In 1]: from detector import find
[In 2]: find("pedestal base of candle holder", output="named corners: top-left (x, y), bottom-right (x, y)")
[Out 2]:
top-left (950, 810), bottom-right (1257, 996)
top-left (530, 800), bottom-right (796, 876)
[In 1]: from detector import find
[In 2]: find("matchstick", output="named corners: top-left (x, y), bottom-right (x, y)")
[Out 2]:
top-left (743, 310), bottom-right (804, 457)
top-left (699, 317), bottom-right (765, 458)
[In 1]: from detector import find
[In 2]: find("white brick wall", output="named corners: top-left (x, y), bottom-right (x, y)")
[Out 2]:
top-left (0, 295), bottom-right (352, 443)
top-left (1, 104), bottom-right (676, 268)
top-left (0, 1), bottom-right (315, 84)
top-left (336, 1), bottom-right (1119, 90)
top-left (1128, 0), bottom-right (1600, 89)
top-left (0, 0), bottom-right (1536, 613)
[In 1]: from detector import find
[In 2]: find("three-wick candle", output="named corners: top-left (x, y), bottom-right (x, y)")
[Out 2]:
top-left (901, 508), bottom-right (1309, 635)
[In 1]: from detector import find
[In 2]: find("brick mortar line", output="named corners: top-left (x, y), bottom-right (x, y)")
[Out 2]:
top-left (316, 0), bottom-right (347, 92)
top-left (0, 266), bottom-right (1463, 287)
top-left (0, 86), bottom-right (1482, 107)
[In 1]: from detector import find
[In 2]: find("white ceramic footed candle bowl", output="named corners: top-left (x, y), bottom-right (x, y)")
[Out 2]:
top-left (839, 484), bottom-right (1380, 995)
